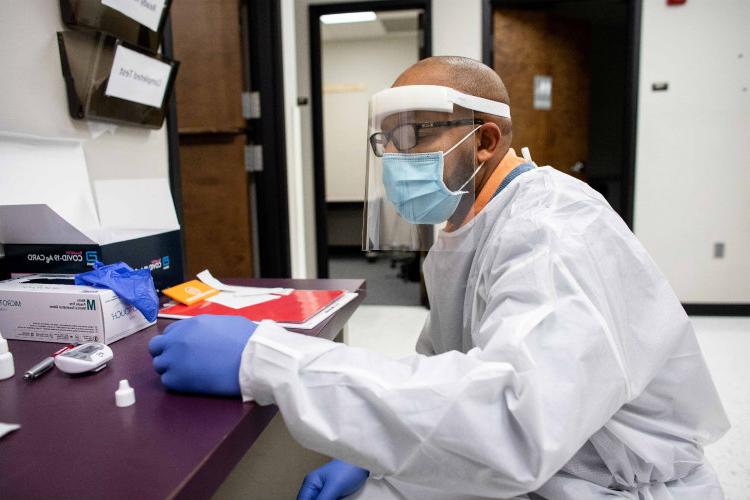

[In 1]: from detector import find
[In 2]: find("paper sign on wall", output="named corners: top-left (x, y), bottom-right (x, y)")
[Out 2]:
top-left (105, 45), bottom-right (171, 108)
top-left (533, 75), bottom-right (552, 110)
top-left (101, 0), bottom-right (166, 32)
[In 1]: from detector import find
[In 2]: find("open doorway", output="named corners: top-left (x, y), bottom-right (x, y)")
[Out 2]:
top-left (484, 0), bottom-right (640, 225)
top-left (309, 1), bottom-right (431, 305)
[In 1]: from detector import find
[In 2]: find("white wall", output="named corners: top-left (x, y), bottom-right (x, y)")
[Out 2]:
top-left (634, 0), bottom-right (750, 303)
top-left (0, 3), bottom-right (170, 180)
top-left (0, 1), bottom-right (171, 256)
top-left (431, 0), bottom-right (482, 60)
top-left (323, 35), bottom-right (419, 201)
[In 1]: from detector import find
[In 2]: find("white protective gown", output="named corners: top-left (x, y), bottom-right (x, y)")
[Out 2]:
top-left (239, 166), bottom-right (730, 499)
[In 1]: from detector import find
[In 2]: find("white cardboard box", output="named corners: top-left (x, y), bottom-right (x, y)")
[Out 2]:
top-left (0, 133), bottom-right (183, 290)
top-left (0, 274), bottom-right (155, 344)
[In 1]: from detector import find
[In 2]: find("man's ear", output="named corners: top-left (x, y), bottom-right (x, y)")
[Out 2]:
top-left (476, 122), bottom-right (502, 164)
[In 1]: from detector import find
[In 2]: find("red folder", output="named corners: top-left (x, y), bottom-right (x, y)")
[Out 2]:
top-left (159, 289), bottom-right (346, 324)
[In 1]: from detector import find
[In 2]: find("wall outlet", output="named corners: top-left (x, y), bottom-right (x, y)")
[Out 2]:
top-left (713, 242), bottom-right (725, 259)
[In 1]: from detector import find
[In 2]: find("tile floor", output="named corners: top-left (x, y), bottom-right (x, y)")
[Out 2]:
top-left (346, 307), bottom-right (750, 499)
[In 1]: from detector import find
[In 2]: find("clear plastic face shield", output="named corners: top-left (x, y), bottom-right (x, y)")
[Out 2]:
top-left (362, 85), bottom-right (510, 251)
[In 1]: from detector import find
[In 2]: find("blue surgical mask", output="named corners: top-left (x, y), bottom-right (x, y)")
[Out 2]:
top-left (382, 126), bottom-right (484, 224)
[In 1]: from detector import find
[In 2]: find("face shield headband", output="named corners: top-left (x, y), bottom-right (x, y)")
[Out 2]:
top-left (369, 85), bottom-right (511, 132)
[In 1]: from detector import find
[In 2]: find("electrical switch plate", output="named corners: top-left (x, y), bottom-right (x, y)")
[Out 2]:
top-left (713, 242), bottom-right (725, 259)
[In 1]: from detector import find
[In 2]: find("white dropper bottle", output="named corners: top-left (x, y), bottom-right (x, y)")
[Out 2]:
top-left (115, 379), bottom-right (135, 407)
top-left (0, 331), bottom-right (15, 380)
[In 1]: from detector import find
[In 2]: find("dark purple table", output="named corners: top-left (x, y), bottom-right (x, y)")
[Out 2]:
top-left (0, 278), bottom-right (365, 499)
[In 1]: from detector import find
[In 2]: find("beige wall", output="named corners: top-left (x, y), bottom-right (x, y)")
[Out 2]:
top-left (322, 35), bottom-right (419, 202)
top-left (431, 0), bottom-right (482, 59)
top-left (0, 2), bottom-right (170, 180)
top-left (633, 0), bottom-right (750, 303)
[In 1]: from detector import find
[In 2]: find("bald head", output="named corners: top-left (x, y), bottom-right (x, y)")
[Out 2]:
top-left (394, 56), bottom-right (509, 104)
top-left (394, 56), bottom-right (512, 147)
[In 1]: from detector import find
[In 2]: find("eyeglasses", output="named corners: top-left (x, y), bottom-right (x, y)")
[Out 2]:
top-left (369, 118), bottom-right (484, 157)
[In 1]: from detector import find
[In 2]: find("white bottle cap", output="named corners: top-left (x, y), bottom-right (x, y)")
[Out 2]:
top-left (115, 379), bottom-right (136, 407)
top-left (0, 333), bottom-right (15, 380)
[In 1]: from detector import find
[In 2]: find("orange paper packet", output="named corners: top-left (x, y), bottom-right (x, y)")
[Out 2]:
top-left (162, 279), bottom-right (219, 306)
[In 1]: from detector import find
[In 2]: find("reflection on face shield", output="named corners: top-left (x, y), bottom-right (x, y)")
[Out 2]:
top-left (381, 125), bottom-right (484, 225)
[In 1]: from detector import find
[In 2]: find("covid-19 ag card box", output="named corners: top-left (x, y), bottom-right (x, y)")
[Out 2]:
top-left (0, 274), bottom-right (155, 344)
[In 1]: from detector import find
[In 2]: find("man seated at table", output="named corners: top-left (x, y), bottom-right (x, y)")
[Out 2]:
top-left (149, 56), bottom-right (729, 500)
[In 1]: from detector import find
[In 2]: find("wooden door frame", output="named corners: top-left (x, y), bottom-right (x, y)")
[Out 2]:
top-left (482, 0), bottom-right (642, 229)
top-left (309, 0), bottom-right (432, 279)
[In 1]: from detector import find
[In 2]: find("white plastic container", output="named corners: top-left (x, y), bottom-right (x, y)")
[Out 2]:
top-left (0, 332), bottom-right (15, 380)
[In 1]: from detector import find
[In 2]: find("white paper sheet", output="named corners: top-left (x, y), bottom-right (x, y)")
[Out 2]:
top-left (0, 422), bottom-right (20, 440)
top-left (93, 178), bottom-right (180, 231)
top-left (102, 0), bottom-right (167, 31)
top-left (0, 134), bottom-right (99, 242)
top-left (105, 45), bottom-right (172, 108)
top-left (206, 292), bottom-right (280, 310)
top-left (197, 270), bottom-right (293, 296)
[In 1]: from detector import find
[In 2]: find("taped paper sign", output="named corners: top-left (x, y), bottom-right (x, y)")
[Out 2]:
top-left (105, 45), bottom-right (171, 108)
top-left (533, 75), bottom-right (552, 110)
top-left (101, 0), bottom-right (167, 32)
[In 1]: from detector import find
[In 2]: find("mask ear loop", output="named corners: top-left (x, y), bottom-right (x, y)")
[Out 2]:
top-left (441, 125), bottom-right (485, 193)
top-left (458, 160), bottom-right (486, 191)
top-left (442, 125), bottom-right (482, 158)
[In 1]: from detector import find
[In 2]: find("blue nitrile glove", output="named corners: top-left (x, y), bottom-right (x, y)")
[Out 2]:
top-left (148, 314), bottom-right (257, 396)
top-left (75, 261), bottom-right (159, 322)
top-left (297, 460), bottom-right (370, 500)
